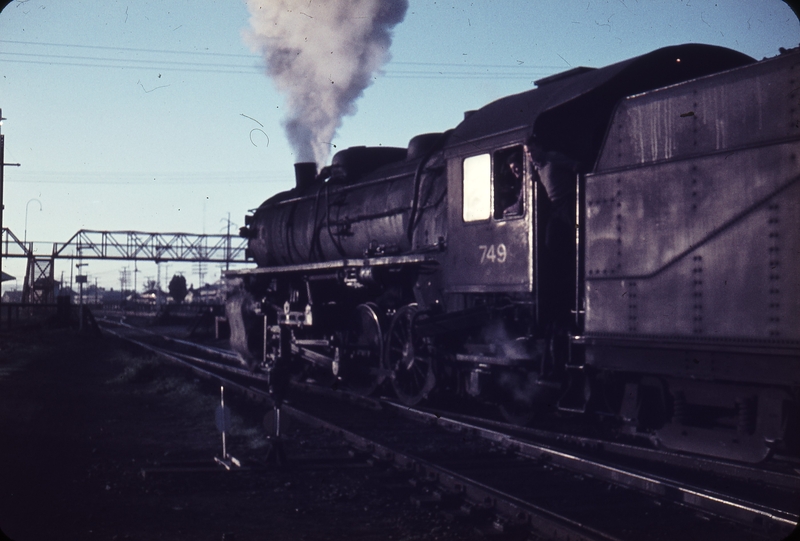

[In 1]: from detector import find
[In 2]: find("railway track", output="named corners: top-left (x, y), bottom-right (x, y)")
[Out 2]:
top-left (97, 318), bottom-right (799, 540)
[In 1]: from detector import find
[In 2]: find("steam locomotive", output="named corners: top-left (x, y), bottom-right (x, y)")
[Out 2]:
top-left (227, 44), bottom-right (800, 463)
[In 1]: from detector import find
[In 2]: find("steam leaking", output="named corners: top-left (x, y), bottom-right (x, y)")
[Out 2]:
top-left (244, 0), bottom-right (409, 166)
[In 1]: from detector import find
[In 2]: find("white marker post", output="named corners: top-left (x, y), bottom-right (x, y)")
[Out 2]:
top-left (214, 386), bottom-right (240, 470)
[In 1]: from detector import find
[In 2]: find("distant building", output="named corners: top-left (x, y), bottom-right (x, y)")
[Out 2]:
top-left (1, 289), bottom-right (22, 303)
top-left (185, 282), bottom-right (224, 304)
top-left (133, 288), bottom-right (170, 305)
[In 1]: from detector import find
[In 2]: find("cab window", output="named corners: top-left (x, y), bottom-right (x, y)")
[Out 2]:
top-left (493, 146), bottom-right (524, 219)
top-left (462, 154), bottom-right (491, 222)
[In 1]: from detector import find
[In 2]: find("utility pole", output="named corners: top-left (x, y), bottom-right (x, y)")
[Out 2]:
top-left (0, 109), bottom-right (22, 308)
top-left (119, 267), bottom-right (130, 304)
top-left (76, 261), bottom-right (87, 332)
top-left (220, 212), bottom-right (236, 274)
top-left (226, 212), bottom-right (231, 272)
top-left (155, 264), bottom-right (163, 311)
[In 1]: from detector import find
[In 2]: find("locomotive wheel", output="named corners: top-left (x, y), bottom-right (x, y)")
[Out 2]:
top-left (339, 303), bottom-right (385, 396)
top-left (383, 304), bottom-right (436, 406)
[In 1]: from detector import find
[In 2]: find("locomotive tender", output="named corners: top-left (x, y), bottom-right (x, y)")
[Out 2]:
top-left (227, 44), bottom-right (800, 462)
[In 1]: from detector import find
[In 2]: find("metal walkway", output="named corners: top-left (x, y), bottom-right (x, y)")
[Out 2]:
top-left (1, 227), bottom-right (248, 262)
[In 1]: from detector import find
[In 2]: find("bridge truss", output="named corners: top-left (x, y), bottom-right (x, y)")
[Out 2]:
top-left (1, 228), bottom-right (251, 303)
top-left (2, 228), bottom-right (249, 262)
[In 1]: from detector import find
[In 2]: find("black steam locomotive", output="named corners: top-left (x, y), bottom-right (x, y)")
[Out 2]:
top-left (227, 44), bottom-right (800, 463)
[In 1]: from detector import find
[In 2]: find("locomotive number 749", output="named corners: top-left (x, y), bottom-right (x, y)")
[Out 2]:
top-left (478, 244), bottom-right (507, 264)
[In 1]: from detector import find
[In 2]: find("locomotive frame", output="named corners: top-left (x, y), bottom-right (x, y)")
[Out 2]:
top-left (227, 43), bottom-right (800, 463)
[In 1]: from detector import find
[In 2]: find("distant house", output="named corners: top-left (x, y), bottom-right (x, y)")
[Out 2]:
top-left (185, 282), bottom-right (224, 304)
top-left (55, 286), bottom-right (77, 301)
top-left (133, 289), bottom-right (171, 305)
top-left (1, 289), bottom-right (22, 303)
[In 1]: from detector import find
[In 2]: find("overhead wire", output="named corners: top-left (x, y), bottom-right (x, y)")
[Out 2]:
top-left (0, 39), bottom-right (258, 57)
top-left (1, 50), bottom-right (262, 70)
top-left (0, 56), bottom-right (555, 79)
top-left (6, 168), bottom-right (294, 185)
top-left (0, 39), bottom-right (563, 79)
top-left (0, 39), bottom-right (565, 69)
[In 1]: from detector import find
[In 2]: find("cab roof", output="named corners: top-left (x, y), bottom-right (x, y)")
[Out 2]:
top-left (448, 44), bottom-right (754, 166)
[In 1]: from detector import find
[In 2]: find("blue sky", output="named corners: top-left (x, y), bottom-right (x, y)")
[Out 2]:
top-left (1, 0), bottom-right (798, 291)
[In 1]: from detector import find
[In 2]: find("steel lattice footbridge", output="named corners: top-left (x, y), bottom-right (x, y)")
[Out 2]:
top-left (1, 228), bottom-right (250, 304)
top-left (1, 228), bottom-right (248, 263)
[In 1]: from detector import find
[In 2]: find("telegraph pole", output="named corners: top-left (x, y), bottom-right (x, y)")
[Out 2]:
top-left (76, 261), bottom-right (87, 332)
top-left (1, 109), bottom-right (4, 308)
top-left (0, 109), bottom-right (22, 308)
top-left (226, 212), bottom-right (231, 272)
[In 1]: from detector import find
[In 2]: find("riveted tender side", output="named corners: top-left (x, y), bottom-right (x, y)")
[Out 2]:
top-left (581, 48), bottom-right (800, 462)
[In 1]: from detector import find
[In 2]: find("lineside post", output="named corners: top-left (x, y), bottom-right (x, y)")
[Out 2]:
top-left (214, 385), bottom-right (241, 470)
top-left (264, 324), bottom-right (291, 466)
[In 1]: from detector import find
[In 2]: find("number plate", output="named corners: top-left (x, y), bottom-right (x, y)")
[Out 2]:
top-left (478, 244), bottom-right (508, 264)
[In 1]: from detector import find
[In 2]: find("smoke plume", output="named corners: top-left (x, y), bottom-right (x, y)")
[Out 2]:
top-left (244, 0), bottom-right (409, 167)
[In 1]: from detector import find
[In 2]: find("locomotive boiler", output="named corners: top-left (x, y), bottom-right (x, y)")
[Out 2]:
top-left (227, 43), bottom-right (800, 463)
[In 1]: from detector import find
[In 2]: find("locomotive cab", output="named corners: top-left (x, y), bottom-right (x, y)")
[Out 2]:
top-left (445, 139), bottom-right (534, 294)
top-left (438, 130), bottom-right (578, 419)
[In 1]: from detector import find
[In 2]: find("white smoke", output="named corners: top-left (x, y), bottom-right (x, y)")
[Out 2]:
top-left (244, 0), bottom-right (409, 166)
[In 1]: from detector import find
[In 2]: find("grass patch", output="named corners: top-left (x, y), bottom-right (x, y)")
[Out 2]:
top-left (102, 339), bottom-right (268, 450)
top-left (233, 423), bottom-right (270, 450)
top-left (106, 354), bottom-right (162, 385)
top-left (0, 332), bottom-right (61, 379)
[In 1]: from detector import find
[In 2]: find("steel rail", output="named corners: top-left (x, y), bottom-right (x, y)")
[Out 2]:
top-left (98, 317), bottom-right (240, 361)
top-left (283, 404), bottom-right (623, 541)
top-left (380, 401), bottom-right (799, 531)
top-left (100, 324), bottom-right (621, 541)
top-left (101, 322), bottom-right (798, 537)
top-left (102, 327), bottom-right (254, 392)
top-left (413, 406), bottom-right (800, 492)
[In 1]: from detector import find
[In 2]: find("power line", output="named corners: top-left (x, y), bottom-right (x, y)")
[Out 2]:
top-left (7, 180), bottom-right (289, 186)
top-left (0, 39), bottom-right (256, 58)
top-left (0, 57), bottom-right (552, 80)
top-left (0, 40), bottom-right (563, 79)
top-left (6, 171), bottom-right (292, 185)
top-left (0, 39), bottom-right (565, 70)
top-left (0, 58), bottom-right (263, 76)
top-left (1, 50), bottom-right (261, 70)
top-left (6, 179), bottom-right (289, 185)
top-left (0, 56), bottom-right (553, 79)
top-left (5, 178), bottom-right (288, 185)
top-left (5, 52), bottom-right (554, 74)
top-left (11, 170), bottom-right (280, 177)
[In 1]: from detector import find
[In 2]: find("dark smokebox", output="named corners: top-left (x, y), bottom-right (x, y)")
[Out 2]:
top-left (294, 162), bottom-right (317, 190)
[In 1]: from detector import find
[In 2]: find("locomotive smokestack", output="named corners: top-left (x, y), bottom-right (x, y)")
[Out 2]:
top-left (243, 0), bottom-right (409, 166)
top-left (294, 162), bottom-right (317, 190)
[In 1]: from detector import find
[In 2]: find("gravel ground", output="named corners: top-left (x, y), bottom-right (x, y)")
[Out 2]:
top-left (0, 327), bottom-right (498, 541)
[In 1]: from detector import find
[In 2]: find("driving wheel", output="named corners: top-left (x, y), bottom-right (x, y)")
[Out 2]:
top-left (383, 304), bottom-right (435, 406)
top-left (339, 303), bottom-right (385, 396)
